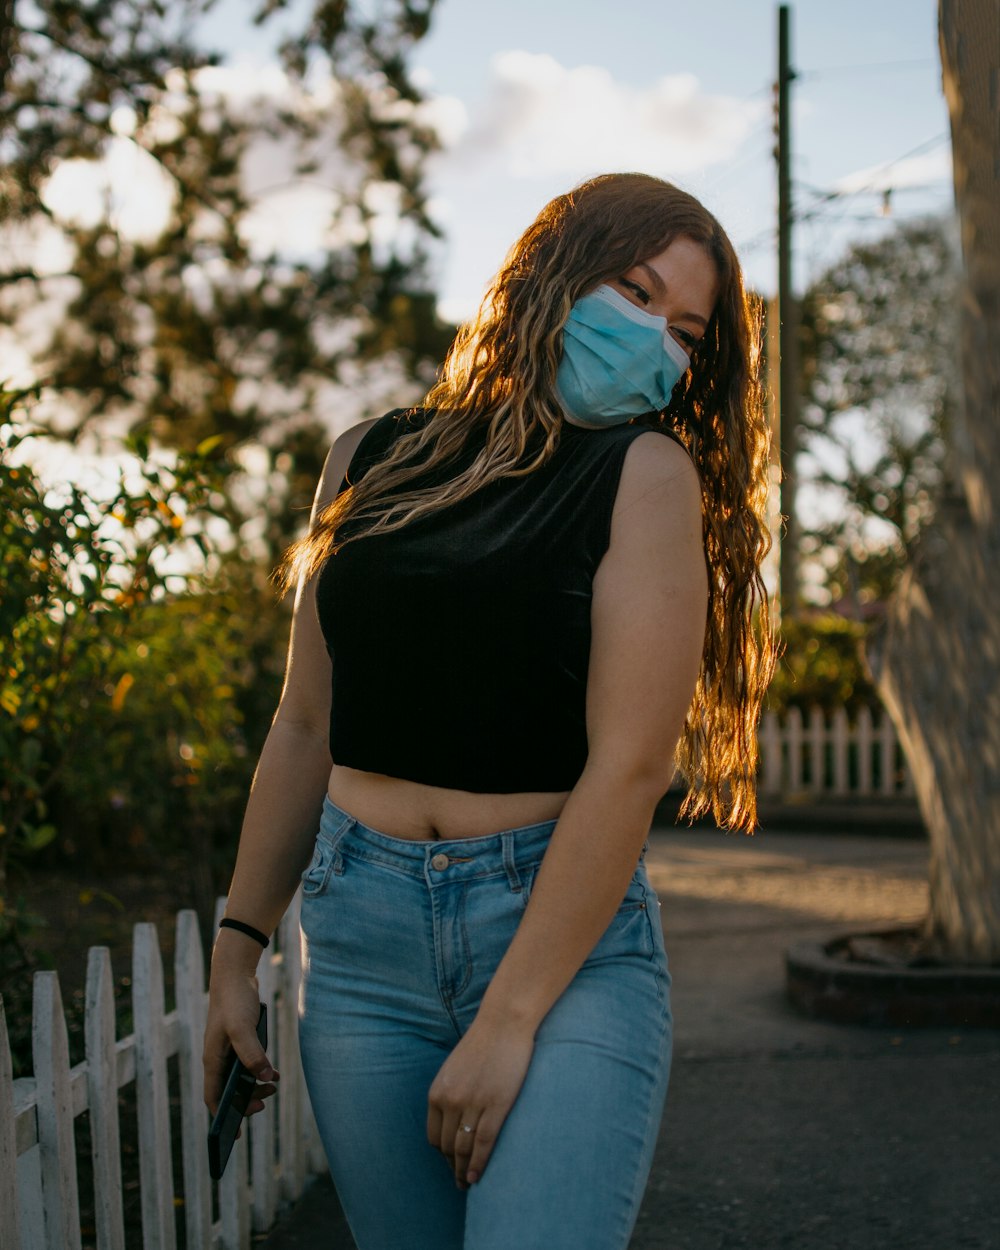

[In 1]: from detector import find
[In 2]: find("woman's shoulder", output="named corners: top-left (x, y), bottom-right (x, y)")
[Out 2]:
top-left (617, 426), bottom-right (702, 508)
top-left (625, 424), bottom-right (694, 460)
top-left (333, 407), bottom-right (427, 492)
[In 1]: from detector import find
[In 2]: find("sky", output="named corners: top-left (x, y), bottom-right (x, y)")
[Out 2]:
top-left (193, 0), bottom-right (953, 321)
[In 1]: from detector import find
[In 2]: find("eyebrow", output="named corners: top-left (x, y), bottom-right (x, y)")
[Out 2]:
top-left (636, 261), bottom-right (709, 329)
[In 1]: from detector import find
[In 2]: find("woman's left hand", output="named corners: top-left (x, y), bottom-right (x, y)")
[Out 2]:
top-left (427, 1016), bottom-right (535, 1188)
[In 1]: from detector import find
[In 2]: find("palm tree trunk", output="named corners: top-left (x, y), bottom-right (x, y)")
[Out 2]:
top-left (865, 0), bottom-right (1000, 964)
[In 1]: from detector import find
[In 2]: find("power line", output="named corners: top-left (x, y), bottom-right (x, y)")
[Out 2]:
top-left (737, 132), bottom-right (951, 253)
top-left (797, 57), bottom-right (935, 81)
top-left (735, 224), bottom-right (778, 256)
top-left (789, 132), bottom-right (951, 225)
top-left (700, 124), bottom-right (774, 196)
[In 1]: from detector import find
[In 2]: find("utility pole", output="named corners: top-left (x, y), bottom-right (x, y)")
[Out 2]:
top-left (0, 0), bottom-right (16, 96)
top-left (774, 3), bottom-right (800, 619)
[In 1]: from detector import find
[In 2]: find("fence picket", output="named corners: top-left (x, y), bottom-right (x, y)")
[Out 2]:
top-left (132, 925), bottom-right (177, 1250)
top-left (211, 898), bottom-right (250, 1250)
top-left (1, 998), bottom-right (20, 1250)
top-left (174, 912), bottom-right (212, 1250)
top-left (786, 707), bottom-right (804, 792)
top-left (251, 945), bottom-right (277, 1231)
top-left (879, 714), bottom-right (897, 796)
top-left (84, 950), bottom-right (125, 1250)
top-left (760, 711), bottom-right (783, 795)
top-left (15, 1147), bottom-right (45, 1250)
top-left (277, 901), bottom-right (305, 1203)
top-left (32, 973), bottom-right (80, 1250)
top-left (807, 706), bottom-right (825, 793)
top-left (219, 1115), bottom-right (251, 1250)
top-left (831, 707), bottom-right (850, 795)
top-left (857, 706), bottom-right (874, 795)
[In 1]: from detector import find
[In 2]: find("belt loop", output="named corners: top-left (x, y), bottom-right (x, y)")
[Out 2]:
top-left (502, 831), bottom-right (522, 893)
top-left (328, 815), bottom-right (353, 876)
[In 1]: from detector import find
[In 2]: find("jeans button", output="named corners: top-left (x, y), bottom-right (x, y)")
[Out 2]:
top-left (431, 853), bottom-right (450, 871)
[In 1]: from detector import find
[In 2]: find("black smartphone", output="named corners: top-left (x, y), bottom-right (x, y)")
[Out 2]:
top-left (207, 1002), bottom-right (268, 1181)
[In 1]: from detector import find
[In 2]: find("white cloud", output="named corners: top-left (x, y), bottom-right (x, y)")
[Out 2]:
top-left (446, 51), bottom-right (762, 180)
top-left (419, 52), bottom-right (765, 321)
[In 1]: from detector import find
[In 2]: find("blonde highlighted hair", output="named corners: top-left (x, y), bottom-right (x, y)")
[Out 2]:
top-left (278, 172), bottom-right (778, 832)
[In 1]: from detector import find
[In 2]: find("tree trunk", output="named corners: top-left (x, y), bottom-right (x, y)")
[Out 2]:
top-left (865, 0), bottom-right (1000, 964)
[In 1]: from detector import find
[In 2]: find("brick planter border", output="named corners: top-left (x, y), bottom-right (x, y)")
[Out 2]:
top-left (785, 924), bottom-right (1000, 1027)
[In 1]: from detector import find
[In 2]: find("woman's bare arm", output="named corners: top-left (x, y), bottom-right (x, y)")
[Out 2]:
top-left (477, 432), bottom-right (708, 1025)
top-left (427, 431), bottom-right (709, 1182)
top-left (203, 416), bottom-right (378, 1109)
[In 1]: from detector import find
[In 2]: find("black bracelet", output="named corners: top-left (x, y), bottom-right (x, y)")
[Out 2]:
top-left (219, 917), bottom-right (270, 948)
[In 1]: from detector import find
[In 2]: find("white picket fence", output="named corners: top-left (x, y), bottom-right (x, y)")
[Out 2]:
top-left (756, 705), bottom-right (914, 798)
top-left (1, 892), bottom-right (326, 1250)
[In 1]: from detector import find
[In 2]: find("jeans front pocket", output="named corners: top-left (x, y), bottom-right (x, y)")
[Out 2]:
top-left (518, 862), bottom-right (539, 909)
top-left (616, 869), bottom-right (649, 916)
top-left (301, 836), bottom-right (338, 898)
top-left (584, 866), bottom-right (656, 964)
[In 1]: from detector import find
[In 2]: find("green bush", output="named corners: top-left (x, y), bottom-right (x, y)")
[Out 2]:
top-left (765, 611), bottom-right (881, 717)
top-left (49, 568), bottom-right (286, 913)
top-left (0, 391), bottom-right (238, 966)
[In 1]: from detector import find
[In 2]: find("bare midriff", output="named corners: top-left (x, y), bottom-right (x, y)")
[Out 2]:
top-left (327, 763), bottom-right (572, 842)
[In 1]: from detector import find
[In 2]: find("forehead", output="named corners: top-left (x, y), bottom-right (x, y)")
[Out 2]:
top-left (637, 237), bottom-right (719, 315)
top-left (640, 237), bottom-right (716, 282)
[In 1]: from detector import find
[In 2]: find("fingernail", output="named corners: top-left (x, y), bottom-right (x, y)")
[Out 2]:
top-left (261, 1067), bottom-right (277, 1081)
top-left (467, 1171), bottom-right (479, 1184)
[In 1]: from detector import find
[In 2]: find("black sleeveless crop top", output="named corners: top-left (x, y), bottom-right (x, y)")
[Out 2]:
top-left (314, 408), bottom-right (676, 793)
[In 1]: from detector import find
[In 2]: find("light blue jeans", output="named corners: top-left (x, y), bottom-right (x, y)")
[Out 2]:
top-left (298, 795), bottom-right (673, 1250)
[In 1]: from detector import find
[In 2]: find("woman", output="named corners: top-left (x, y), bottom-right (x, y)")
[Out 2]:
top-left (204, 172), bottom-right (776, 1249)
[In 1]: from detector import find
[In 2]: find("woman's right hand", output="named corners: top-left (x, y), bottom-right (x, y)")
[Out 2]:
top-left (203, 957), bottom-right (280, 1120)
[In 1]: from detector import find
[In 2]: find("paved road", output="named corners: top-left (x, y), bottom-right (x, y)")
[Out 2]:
top-left (259, 826), bottom-right (1000, 1250)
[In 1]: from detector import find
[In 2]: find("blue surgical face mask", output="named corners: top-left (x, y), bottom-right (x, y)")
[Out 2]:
top-left (555, 284), bottom-right (692, 428)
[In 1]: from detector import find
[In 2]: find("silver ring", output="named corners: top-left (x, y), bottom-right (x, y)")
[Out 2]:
top-left (460, 1124), bottom-right (475, 1133)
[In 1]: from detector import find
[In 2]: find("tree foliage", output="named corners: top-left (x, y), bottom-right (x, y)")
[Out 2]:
top-left (798, 217), bottom-right (961, 611)
top-left (0, 0), bottom-right (452, 558)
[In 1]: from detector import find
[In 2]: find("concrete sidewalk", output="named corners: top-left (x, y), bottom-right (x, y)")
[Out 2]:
top-left (259, 825), bottom-right (1000, 1250)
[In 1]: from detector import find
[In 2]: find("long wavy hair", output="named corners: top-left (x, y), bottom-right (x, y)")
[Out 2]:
top-left (278, 172), bottom-right (778, 833)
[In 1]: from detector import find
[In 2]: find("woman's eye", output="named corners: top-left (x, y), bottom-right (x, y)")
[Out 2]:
top-left (621, 279), bottom-right (651, 304)
top-left (671, 327), bottom-right (697, 350)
